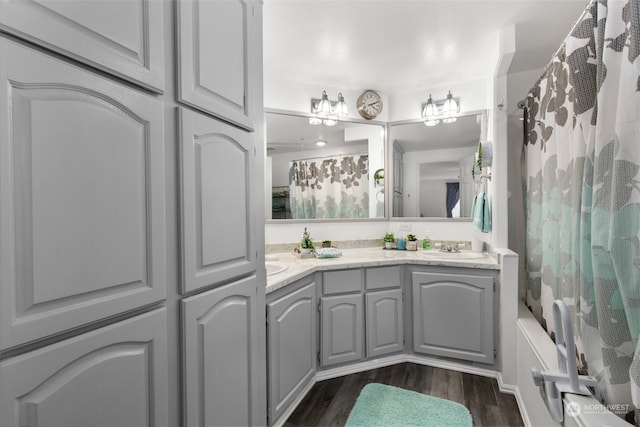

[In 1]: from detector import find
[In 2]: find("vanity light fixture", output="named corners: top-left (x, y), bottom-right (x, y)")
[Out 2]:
top-left (334, 92), bottom-right (348, 118)
top-left (422, 94), bottom-right (440, 127)
top-left (310, 91), bottom-right (348, 126)
top-left (441, 90), bottom-right (459, 124)
top-left (421, 91), bottom-right (460, 126)
top-left (317, 90), bottom-right (333, 117)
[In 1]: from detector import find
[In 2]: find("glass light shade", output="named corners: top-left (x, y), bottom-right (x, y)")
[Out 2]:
top-left (315, 140), bottom-right (327, 147)
top-left (309, 116), bottom-right (323, 125)
top-left (422, 94), bottom-right (439, 119)
top-left (424, 119), bottom-right (440, 126)
top-left (323, 118), bottom-right (337, 126)
top-left (442, 91), bottom-right (458, 117)
top-left (442, 117), bottom-right (457, 124)
top-left (334, 92), bottom-right (348, 117)
top-left (317, 90), bottom-right (333, 117)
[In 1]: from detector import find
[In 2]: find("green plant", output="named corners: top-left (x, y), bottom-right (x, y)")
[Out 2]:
top-left (472, 143), bottom-right (483, 179)
top-left (300, 228), bottom-right (314, 249)
top-left (383, 232), bottom-right (395, 243)
top-left (406, 234), bottom-right (417, 241)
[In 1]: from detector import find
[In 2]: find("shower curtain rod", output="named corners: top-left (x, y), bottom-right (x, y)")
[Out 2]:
top-left (530, 0), bottom-right (594, 90)
top-left (293, 152), bottom-right (367, 162)
top-left (517, 0), bottom-right (594, 111)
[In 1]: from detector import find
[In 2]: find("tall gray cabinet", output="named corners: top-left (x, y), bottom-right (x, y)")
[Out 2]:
top-left (0, 1), bottom-right (265, 426)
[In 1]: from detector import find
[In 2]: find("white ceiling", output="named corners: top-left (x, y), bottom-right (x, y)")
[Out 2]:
top-left (263, 0), bottom-right (588, 95)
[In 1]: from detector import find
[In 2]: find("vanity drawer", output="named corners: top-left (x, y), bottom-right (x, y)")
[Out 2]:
top-left (365, 266), bottom-right (401, 290)
top-left (322, 269), bottom-right (362, 295)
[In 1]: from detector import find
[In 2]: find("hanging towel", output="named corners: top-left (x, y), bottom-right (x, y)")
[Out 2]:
top-left (471, 192), bottom-right (491, 233)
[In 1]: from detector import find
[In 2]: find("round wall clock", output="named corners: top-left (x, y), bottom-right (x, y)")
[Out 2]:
top-left (356, 90), bottom-right (382, 120)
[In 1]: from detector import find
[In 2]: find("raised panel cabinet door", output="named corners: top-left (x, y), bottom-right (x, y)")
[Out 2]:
top-left (0, 38), bottom-right (167, 350)
top-left (412, 271), bottom-right (494, 363)
top-left (267, 282), bottom-right (316, 423)
top-left (176, 0), bottom-right (260, 130)
top-left (366, 289), bottom-right (404, 358)
top-left (182, 276), bottom-right (261, 427)
top-left (321, 294), bottom-right (363, 367)
top-left (178, 107), bottom-right (256, 293)
top-left (0, 0), bottom-right (164, 92)
top-left (0, 308), bottom-right (169, 427)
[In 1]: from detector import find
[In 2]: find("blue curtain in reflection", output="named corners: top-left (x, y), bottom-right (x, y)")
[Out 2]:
top-left (445, 182), bottom-right (459, 218)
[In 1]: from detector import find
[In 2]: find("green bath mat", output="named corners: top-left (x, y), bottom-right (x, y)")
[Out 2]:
top-left (345, 383), bottom-right (473, 427)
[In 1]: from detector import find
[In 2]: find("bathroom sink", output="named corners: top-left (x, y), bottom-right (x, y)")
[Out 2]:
top-left (265, 261), bottom-right (288, 276)
top-left (419, 250), bottom-right (487, 260)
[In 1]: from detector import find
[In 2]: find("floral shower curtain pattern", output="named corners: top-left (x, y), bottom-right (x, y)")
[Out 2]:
top-left (289, 154), bottom-right (369, 219)
top-left (525, 0), bottom-right (640, 419)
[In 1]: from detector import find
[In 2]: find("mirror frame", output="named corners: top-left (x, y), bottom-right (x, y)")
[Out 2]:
top-left (387, 109), bottom-right (488, 222)
top-left (265, 108), bottom-right (389, 224)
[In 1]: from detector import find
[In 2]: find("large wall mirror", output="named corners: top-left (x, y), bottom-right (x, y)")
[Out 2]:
top-left (388, 110), bottom-right (487, 219)
top-left (265, 110), bottom-right (386, 221)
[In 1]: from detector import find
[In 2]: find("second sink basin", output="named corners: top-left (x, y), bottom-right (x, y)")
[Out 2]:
top-left (419, 250), bottom-right (487, 260)
top-left (266, 261), bottom-right (288, 276)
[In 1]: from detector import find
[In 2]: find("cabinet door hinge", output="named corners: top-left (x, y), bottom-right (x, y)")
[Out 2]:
top-left (493, 281), bottom-right (496, 292)
top-left (317, 351), bottom-right (321, 363)
top-left (318, 301), bottom-right (322, 312)
top-left (494, 348), bottom-right (497, 360)
top-left (402, 291), bottom-right (405, 302)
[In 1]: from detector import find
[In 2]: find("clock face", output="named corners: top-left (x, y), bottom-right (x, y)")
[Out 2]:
top-left (357, 90), bottom-right (382, 119)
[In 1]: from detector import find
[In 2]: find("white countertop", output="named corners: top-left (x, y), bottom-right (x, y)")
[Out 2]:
top-left (265, 247), bottom-right (500, 294)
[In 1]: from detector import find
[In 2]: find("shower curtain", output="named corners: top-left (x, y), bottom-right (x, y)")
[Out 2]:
top-left (289, 154), bottom-right (369, 219)
top-left (524, 0), bottom-right (640, 419)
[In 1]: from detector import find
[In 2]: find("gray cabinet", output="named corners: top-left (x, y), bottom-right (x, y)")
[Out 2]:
top-left (182, 276), bottom-right (262, 427)
top-left (0, 38), bottom-right (167, 351)
top-left (366, 289), bottom-right (404, 358)
top-left (176, 0), bottom-right (261, 130)
top-left (321, 293), bottom-right (364, 367)
top-left (0, 308), bottom-right (168, 427)
top-left (0, 0), bottom-right (165, 92)
top-left (267, 281), bottom-right (316, 423)
top-left (412, 271), bottom-right (495, 364)
top-left (178, 107), bottom-right (258, 294)
top-left (320, 267), bottom-right (403, 367)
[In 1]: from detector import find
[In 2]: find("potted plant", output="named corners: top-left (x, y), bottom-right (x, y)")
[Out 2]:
top-left (383, 232), bottom-right (395, 249)
top-left (300, 228), bottom-right (314, 254)
top-left (322, 240), bottom-right (332, 248)
top-left (406, 234), bottom-right (418, 251)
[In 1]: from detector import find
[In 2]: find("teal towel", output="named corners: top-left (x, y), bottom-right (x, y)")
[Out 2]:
top-left (472, 192), bottom-right (491, 233)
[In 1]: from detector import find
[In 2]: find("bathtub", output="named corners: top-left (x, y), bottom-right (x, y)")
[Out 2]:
top-left (515, 302), bottom-right (632, 426)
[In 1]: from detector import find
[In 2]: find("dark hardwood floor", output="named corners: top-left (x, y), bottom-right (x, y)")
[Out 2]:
top-left (284, 363), bottom-right (524, 427)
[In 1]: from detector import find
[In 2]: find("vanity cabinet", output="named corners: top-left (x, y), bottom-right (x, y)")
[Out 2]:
top-left (267, 278), bottom-right (316, 423)
top-left (0, 308), bottom-right (168, 427)
top-left (412, 270), bottom-right (495, 364)
top-left (182, 276), bottom-right (262, 427)
top-left (0, 0), bottom-right (165, 92)
top-left (321, 293), bottom-right (364, 367)
top-left (366, 289), bottom-right (404, 358)
top-left (320, 269), bottom-right (364, 367)
top-left (319, 267), bottom-right (403, 368)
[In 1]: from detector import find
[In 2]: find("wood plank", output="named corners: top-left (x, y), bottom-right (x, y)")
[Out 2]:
top-left (284, 363), bottom-right (523, 427)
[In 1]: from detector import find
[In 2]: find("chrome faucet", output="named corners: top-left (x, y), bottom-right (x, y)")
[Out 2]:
top-left (441, 241), bottom-right (460, 253)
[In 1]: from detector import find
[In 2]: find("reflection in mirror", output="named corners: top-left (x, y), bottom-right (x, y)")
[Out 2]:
top-left (265, 111), bottom-right (385, 220)
top-left (388, 111), bottom-right (486, 219)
